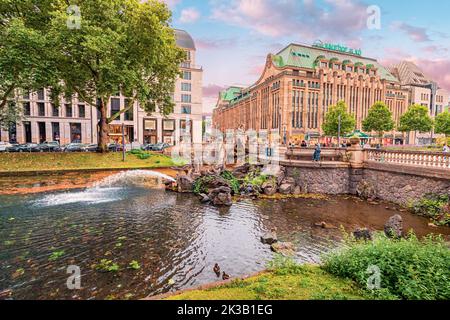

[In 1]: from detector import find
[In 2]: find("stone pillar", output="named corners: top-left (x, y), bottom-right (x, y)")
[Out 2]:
top-left (347, 140), bottom-right (364, 194)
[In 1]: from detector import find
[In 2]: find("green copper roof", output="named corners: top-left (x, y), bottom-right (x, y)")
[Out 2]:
top-left (220, 87), bottom-right (242, 101)
top-left (273, 44), bottom-right (399, 82)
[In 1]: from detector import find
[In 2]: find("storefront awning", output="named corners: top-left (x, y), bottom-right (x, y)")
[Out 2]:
top-left (344, 130), bottom-right (370, 139)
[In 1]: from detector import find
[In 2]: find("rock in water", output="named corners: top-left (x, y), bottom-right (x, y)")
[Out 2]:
top-left (198, 193), bottom-right (210, 203)
top-left (279, 184), bottom-right (293, 195)
top-left (261, 232), bottom-right (278, 245)
top-left (271, 242), bottom-right (295, 256)
top-left (353, 228), bottom-right (373, 241)
top-left (384, 214), bottom-right (403, 238)
top-left (208, 186), bottom-right (232, 206)
top-left (0, 289), bottom-right (12, 300)
top-left (176, 175), bottom-right (194, 193)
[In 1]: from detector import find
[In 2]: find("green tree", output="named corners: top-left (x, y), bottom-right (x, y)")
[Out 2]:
top-left (434, 111), bottom-right (450, 137)
top-left (0, 1), bottom-right (57, 117)
top-left (48, 0), bottom-right (185, 152)
top-left (399, 105), bottom-right (434, 143)
top-left (362, 102), bottom-right (395, 144)
top-left (322, 101), bottom-right (356, 137)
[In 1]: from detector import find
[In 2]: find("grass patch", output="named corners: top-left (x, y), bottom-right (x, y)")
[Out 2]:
top-left (167, 263), bottom-right (367, 300)
top-left (0, 152), bottom-right (177, 172)
top-left (323, 232), bottom-right (450, 300)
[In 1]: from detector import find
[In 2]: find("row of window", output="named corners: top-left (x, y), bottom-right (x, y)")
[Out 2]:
top-left (421, 93), bottom-right (430, 101)
top-left (23, 102), bottom-right (86, 119)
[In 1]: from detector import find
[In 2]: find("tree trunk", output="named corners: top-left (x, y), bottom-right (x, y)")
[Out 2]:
top-left (97, 98), bottom-right (109, 153)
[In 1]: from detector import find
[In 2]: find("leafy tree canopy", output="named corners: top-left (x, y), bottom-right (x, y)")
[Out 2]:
top-left (362, 101), bottom-right (395, 137)
top-left (434, 111), bottom-right (450, 137)
top-left (399, 104), bottom-right (433, 133)
top-left (322, 101), bottom-right (356, 137)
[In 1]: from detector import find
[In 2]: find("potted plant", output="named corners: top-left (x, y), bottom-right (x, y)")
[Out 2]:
top-left (349, 134), bottom-right (361, 146)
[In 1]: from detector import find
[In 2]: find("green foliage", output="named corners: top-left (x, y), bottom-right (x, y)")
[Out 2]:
top-left (48, 250), bottom-right (65, 261)
top-left (323, 232), bottom-right (450, 300)
top-left (362, 102), bottom-right (395, 137)
top-left (128, 260), bottom-right (141, 270)
top-left (435, 111), bottom-right (450, 137)
top-left (323, 101), bottom-right (356, 137)
top-left (138, 153), bottom-right (151, 160)
top-left (399, 104), bottom-right (434, 133)
top-left (267, 255), bottom-right (307, 276)
top-left (95, 259), bottom-right (120, 273)
top-left (408, 193), bottom-right (450, 226)
top-left (220, 170), bottom-right (240, 194)
top-left (193, 176), bottom-right (214, 194)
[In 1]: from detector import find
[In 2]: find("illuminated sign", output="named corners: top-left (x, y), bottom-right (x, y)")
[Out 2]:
top-left (312, 40), bottom-right (362, 56)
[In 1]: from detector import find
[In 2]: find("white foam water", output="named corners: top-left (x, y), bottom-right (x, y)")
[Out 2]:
top-left (33, 170), bottom-right (175, 207)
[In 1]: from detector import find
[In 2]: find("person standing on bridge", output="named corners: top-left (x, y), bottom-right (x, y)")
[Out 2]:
top-left (313, 143), bottom-right (321, 162)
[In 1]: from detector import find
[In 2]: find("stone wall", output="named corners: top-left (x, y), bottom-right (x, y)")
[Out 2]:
top-left (362, 164), bottom-right (450, 205)
top-left (283, 164), bottom-right (350, 195)
top-left (281, 161), bottom-right (450, 206)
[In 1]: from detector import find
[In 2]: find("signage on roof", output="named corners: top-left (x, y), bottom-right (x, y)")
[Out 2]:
top-left (312, 40), bottom-right (362, 57)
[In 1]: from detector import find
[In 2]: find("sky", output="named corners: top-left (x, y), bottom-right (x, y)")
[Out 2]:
top-left (163, 0), bottom-right (450, 113)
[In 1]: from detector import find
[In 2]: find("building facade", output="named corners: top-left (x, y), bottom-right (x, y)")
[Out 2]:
top-left (389, 61), bottom-right (449, 144)
top-left (0, 29), bottom-right (203, 146)
top-left (213, 43), bottom-right (411, 144)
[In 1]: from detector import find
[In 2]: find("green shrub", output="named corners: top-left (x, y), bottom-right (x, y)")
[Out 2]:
top-left (323, 232), bottom-right (450, 300)
top-left (129, 149), bottom-right (144, 155)
top-left (267, 255), bottom-right (307, 275)
top-left (220, 170), bottom-right (240, 194)
top-left (138, 153), bottom-right (151, 160)
top-left (193, 176), bottom-right (214, 194)
top-left (408, 193), bottom-right (450, 226)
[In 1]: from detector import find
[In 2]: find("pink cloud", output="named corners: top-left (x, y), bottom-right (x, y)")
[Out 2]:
top-left (179, 7), bottom-right (200, 24)
top-left (211, 0), bottom-right (368, 40)
top-left (203, 84), bottom-right (227, 98)
top-left (392, 22), bottom-right (431, 42)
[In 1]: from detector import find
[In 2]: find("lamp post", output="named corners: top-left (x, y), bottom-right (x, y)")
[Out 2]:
top-left (122, 123), bottom-right (126, 162)
top-left (338, 114), bottom-right (342, 147)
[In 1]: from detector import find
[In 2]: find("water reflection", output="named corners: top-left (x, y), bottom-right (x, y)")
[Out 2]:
top-left (0, 172), bottom-right (448, 300)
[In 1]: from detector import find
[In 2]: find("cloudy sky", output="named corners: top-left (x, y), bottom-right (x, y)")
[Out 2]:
top-left (164, 0), bottom-right (450, 113)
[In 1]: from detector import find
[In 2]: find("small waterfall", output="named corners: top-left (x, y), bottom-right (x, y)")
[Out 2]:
top-left (34, 170), bottom-right (175, 207)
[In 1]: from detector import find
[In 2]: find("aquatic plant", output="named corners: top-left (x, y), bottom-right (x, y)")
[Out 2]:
top-left (220, 170), bottom-right (240, 194)
top-left (323, 232), bottom-right (450, 300)
top-left (48, 250), bottom-right (65, 261)
top-left (95, 259), bottom-right (120, 273)
top-left (128, 260), bottom-right (141, 270)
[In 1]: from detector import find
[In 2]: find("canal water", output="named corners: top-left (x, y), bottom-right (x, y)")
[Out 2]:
top-left (0, 170), bottom-right (448, 300)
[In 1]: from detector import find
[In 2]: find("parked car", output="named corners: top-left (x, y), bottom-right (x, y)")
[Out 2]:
top-left (84, 144), bottom-right (100, 152)
top-left (38, 141), bottom-right (61, 152)
top-left (14, 143), bottom-right (42, 152)
top-left (108, 143), bottom-right (124, 152)
top-left (143, 143), bottom-right (171, 151)
top-left (0, 142), bottom-right (13, 152)
top-left (63, 143), bottom-right (86, 152)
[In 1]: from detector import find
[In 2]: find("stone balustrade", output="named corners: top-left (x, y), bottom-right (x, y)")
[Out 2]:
top-left (366, 149), bottom-right (450, 169)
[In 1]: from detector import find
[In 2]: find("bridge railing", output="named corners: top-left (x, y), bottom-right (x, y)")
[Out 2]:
top-left (366, 149), bottom-right (450, 169)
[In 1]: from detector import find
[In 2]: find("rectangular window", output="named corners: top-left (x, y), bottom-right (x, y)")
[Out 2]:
top-left (78, 105), bottom-right (85, 118)
top-left (70, 123), bottom-right (82, 143)
top-left (52, 122), bottom-right (60, 142)
top-left (181, 83), bottom-right (192, 91)
top-left (23, 92), bottom-right (30, 100)
top-left (65, 104), bottom-right (73, 117)
top-left (52, 104), bottom-right (59, 117)
top-left (181, 105), bottom-right (192, 114)
top-left (37, 89), bottom-right (45, 101)
top-left (124, 99), bottom-right (134, 121)
top-left (163, 119), bottom-right (175, 131)
top-left (144, 119), bottom-right (157, 130)
top-left (182, 71), bottom-right (192, 80)
top-left (38, 103), bottom-right (45, 117)
top-left (110, 98), bottom-right (121, 116)
top-left (181, 94), bottom-right (192, 103)
top-left (23, 102), bottom-right (31, 116)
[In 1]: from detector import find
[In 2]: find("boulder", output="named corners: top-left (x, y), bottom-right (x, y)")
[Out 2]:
top-left (353, 228), bottom-right (373, 241)
top-left (208, 186), bottom-right (232, 206)
top-left (261, 232), bottom-right (278, 245)
top-left (293, 186), bottom-right (301, 195)
top-left (262, 181), bottom-right (277, 196)
top-left (314, 221), bottom-right (337, 229)
top-left (176, 175), bottom-right (194, 193)
top-left (271, 242), bottom-right (295, 256)
top-left (0, 289), bottom-right (12, 300)
top-left (232, 163), bottom-right (251, 178)
top-left (279, 183), bottom-right (293, 195)
top-left (198, 193), bottom-right (210, 203)
top-left (384, 214), bottom-right (403, 238)
top-left (276, 167), bottom-right (286, 186)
